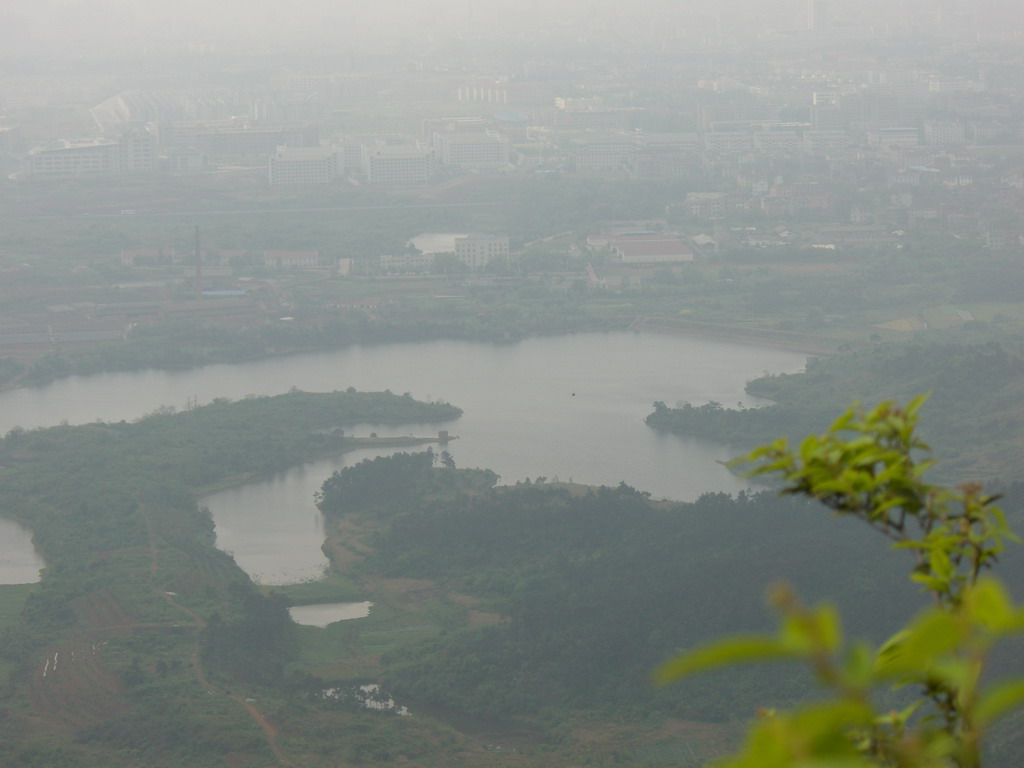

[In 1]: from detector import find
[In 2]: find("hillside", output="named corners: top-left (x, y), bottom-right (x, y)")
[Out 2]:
top-left (646, 340), bottom-right (1024, 483)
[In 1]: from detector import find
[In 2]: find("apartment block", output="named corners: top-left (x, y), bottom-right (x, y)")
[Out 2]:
top-left (268, 146), bottom-right (337, 185)
top-left (433, 131), bottom-right (509, 169)
top-left (573, 134), bottom-right (636, 173)
top-left (362, 143), bottom-right (432, 185)
top-left (454, 234), bottom-right (510, 270)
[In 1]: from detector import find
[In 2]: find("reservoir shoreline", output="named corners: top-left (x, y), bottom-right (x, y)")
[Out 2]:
top-left (636, 316), bottom-right (839, 356)
top-left (194, 435), bottom-right (449, 498)
top-left (2, 322), bottom-right (833, 394)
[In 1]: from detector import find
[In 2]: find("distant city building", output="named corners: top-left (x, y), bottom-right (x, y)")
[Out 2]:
top-left (433, 131), bottom-right (509, 169)
top-left (337, 134), bottom-right (404, 176)
top-left (379, 253), bottom-right (436, 272)
top-left (25, 139), bottom-right (118, 176)
top-left (632, 146), bottom-right (688, 179)
top-left (923, 120), bottom-right (966, 146)
top-left (609, 234), bottom-right (694, 264)
top-left (361, 143), bottom-right (432, 185)
top-left (699, 102), bottom-right (780, 131)
top-left (887, 170), bottom-right (922, 187)
top-left (454, 234), bottom-right (510, 270)
top-left (116, 125), bottom-right (157, 172)
top-left (24, 123), bottom-right (158, 177)
top-left (120, 249), bottom-right (175, 267)
top-left (704, 131), bottom-right (754, 155)
top-left (421, 116), bottom-right (490, 138)
top-left (572, 133), bottom-right (636, 173)
top-left (456, 82), bottom-right (511, 105)
top-left (683, 192), bottom-right (728, 218)
top-left (554, 97), bottom-right (605, 111)
top-left (251, 98), bottom-right (323, 123)
top-left (871, 127), bottom-right (920, 149)
top-left (630, 133), bottom-right (699, 179)
top-left (263, 251), bottom-right (321, 269)
top-left (553, 97), bottom-right (639, 130)
top-left (492, 113), bottom-right (531, 142)
top-left (803, 130), bottom-right (851, 155)
top-left (268, 146), bottom-right (337, 185)
top-left (753, 130), bottom-right (801, 156)
top-left (161, 121), bottom-right (318, 157)
top-left (814, 225), bottom-right (899, 248)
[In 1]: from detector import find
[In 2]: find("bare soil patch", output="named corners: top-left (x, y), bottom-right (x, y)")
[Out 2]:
top-left (874, 316), bottom-right (926, 331)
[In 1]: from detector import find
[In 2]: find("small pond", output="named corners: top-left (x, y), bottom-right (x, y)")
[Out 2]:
top-left (0, 519), bottom-right (44, 585)
top-left (288, 601), bottom-right (373, 627)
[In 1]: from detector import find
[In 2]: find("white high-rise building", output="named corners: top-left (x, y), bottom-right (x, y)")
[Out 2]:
top-left (24, 124), bottom-right (157, 176)
top-left (116, 125), bottom-right (157, 172)
top-left (268, 146), bottom-right (337, 185)
top-left (25, 140), bottom-right (117, 176)
top-left (362, 143), bottom-right (432, 185)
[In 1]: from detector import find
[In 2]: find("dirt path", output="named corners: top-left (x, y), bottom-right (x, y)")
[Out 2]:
top-left (240, 697), bottom-right (291, 766)
top-left (143, 505), bottom-right (292, 766)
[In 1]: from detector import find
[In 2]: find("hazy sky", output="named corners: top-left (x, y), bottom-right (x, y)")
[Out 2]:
top-left (0, 0), bottom-right (824, 51)
top-left (3, 0), bottom-right (1023, 59)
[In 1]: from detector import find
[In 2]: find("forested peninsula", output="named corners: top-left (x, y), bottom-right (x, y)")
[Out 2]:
top-left (645, 340), bottom-right (1024, 483)
top-left (0, 390), bottom-right (460, 767)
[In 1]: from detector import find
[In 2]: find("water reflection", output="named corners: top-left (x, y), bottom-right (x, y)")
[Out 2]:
top-left (207, 447), bottom-right (401, 585)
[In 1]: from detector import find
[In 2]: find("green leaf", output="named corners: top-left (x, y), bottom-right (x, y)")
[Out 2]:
top-left (966, 578), bottom-right (1024, 633)
top-left (904, 393), bottom-right (931, 419)
top-left (976, 678), bottom-right (1024, 728)
top-left (655, 636), bottom-right (798, 685)
top-left (876, 611), bottom-right (959, 678)
top-left (814, 604), bottom-right (842, 654)
top-left (842, 641), bottom-right (877, 688)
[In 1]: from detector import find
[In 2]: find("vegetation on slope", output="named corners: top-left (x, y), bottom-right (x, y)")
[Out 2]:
top-left (315, 455), bottom-right (957, 722)
top-left (0, 390), bottom-right (460, 767)
top-left (646, 341), bottom-right (1024, 482)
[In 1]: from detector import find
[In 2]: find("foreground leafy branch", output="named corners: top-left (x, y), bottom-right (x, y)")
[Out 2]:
top-left (657, 396), bottom-right (1024, 767)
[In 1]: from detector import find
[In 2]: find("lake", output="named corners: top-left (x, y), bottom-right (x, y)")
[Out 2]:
top-left (194, 332), bottom-right (806, 584)
top-left (0, 332), bottom-right (805, 586)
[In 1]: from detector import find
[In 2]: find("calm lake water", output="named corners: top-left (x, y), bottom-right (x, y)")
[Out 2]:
top-left (199, 333), bottom-right (806, 584)
top-left (0, 332), bottom-right (806, 586)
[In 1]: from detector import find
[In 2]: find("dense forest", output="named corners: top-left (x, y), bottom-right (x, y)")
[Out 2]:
top-left (313, 452), bottom-right (1024, 765)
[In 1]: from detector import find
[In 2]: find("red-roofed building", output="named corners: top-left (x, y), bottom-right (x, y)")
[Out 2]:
top-left (609, 234), bottom-right (694, 265)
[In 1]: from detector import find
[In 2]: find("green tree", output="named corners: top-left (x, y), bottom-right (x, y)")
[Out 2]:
top-left (440, 450), bottom-right (456, 470)
top-left (657, 396), bottom-right (1024, 767)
